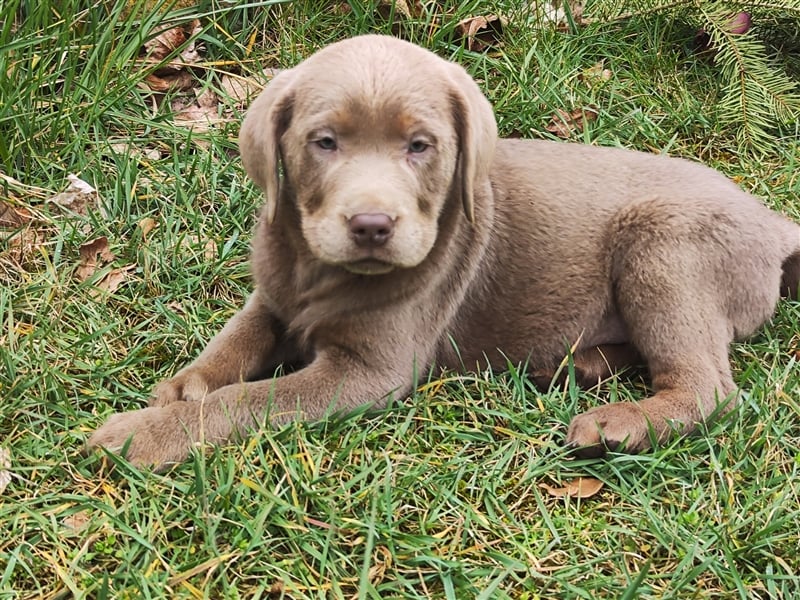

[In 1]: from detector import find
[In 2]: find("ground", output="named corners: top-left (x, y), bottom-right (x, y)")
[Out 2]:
top-left (1, 1), bottom-right (799, 598)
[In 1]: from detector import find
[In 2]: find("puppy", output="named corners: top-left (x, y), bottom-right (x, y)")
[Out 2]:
top-left (88, 35), bottom-right (800, 469)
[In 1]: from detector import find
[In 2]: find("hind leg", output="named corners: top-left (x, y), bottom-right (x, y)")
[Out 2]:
top-left (532, 343), bottom-right (642, 390)
top-left (566, 237), bottom-right (738, 457)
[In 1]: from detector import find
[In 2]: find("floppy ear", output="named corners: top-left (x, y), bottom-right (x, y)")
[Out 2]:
top-left (446, 63), bottom-right (497, 224)
top-left (239, 69), bottom-right (297, 224)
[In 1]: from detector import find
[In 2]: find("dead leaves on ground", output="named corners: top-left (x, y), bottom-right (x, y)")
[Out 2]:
top-left (545, 105), bottom-right (599, 138)
top-left (456, 14), bottom-right (506, 52)
top-left (378, 0), bottom-right (588, 52)
top-left (76, 236), bottom-right (135, 297)
top-left (1, 174), bottom-right (134, 298)
top-left (539, 477), bottom-right (604, 499)
top-left (0, 447), bottom-right (11, 495)
top-left (48, 173), bottom-right (99, 217)
top-left (143, 19), bottom-right (203, 93)
top-left (135, 17), bottom-right (273, 151)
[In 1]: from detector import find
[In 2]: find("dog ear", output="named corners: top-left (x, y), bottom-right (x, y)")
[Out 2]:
top-left (446, 64), bottom-right (497, 224)
top-left (239, 69), bottom-right (296, 224)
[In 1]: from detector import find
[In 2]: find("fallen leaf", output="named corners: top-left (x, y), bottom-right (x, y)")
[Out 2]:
top-left (138, 217), bottom-right (157, 240)
top-left (456, 14), bottom-right (506, 52)
top-left (219, 73), bottom-right (272, 108)
top-left (377, 0), bottom-right (423, 19)
top-left (108, 142), bottom-right (162, 162)
top-left (181, 235), bottom-right (217, 260)
top-left (171, 88), bottom-right (228, 148)
top-left (539, 477), bottom-right (604, 498)
top-left (142, 19), bottom-right (203, 92)
top-left (0, 200), bottom-right (33, 227)
top-left (167, 300), bottom-right (186, 315)
top-left (76, 236), bottom-right (115, 282)
top-left (93, 265), bottom-right (134, 296)
top-left (144, 19), bottom-right (202, 69)
top-left (541, 0), bottom-right (587, 30)
top-left (144, 70), bottom-right (195, 93)
top-left (2, 227), bottom-right (43, 263)
top-left (367, 546), bottom-right (393, 587)
top-left (62, 510), bottom-right (91, 532)
top-left (581, 61), bottom-right (613, 86)
top-left (544, 105), bottom-right (598, 138)
top-left (203, 239), bottom-right (216, 260)
top-left (0, 447), bottom-right (11, 494)
top-left (48, 174), bottom-right (99, 217)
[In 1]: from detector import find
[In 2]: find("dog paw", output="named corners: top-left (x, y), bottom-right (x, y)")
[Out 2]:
top-left (150, 369), bottom-right (214, 407)
top-left (86, 404), bottom-right (198, 470)
top-left (566, 402), bottom-right (651, 458)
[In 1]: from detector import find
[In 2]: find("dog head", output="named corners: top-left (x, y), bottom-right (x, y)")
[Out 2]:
top-left (239, 35), bottom-right (497, 275)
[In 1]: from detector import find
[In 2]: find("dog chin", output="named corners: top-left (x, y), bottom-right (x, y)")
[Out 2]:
top-left (342, 259), bottom-right (396, 275)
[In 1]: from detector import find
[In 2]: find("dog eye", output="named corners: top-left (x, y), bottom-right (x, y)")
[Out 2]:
top-left (408, 140), bottom-right (429, 154)
top-left (315, 136), bottom-right (337, 151)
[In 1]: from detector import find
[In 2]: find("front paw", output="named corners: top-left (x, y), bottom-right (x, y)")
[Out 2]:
top-left (87, 403), bottom-right (199, 470)
top-left (566, 402), bottom-right (651, 458)
top-left (150, 369), bottom-right (214, 407)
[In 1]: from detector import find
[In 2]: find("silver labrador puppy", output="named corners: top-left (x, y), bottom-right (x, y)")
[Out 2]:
top-left (88, 35), bottom-right (800, 469)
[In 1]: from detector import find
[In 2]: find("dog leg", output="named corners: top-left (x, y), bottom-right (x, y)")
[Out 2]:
top-left (566, 223), bottom-right (740, 456)
top-left (88, 349), bottom-right (408, 469)
top-left (566, 310), bottom-right (736, 457)
top-left (532, 343), bottom-right (641, 389)
top-left (149, 293), bottom-right (282, 407)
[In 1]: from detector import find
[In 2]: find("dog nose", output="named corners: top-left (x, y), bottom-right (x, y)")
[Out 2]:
top-left (348, 213), bottom-right (394, 247)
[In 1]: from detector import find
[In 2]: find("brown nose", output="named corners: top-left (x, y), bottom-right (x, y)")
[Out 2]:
top-left (348, 213), bottom-right (394, 248)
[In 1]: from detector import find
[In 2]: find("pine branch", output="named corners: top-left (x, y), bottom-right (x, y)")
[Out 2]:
top-left (700, 3), bottom-right (800, 152)
top-left (589, 0), bottom-right (800, 153)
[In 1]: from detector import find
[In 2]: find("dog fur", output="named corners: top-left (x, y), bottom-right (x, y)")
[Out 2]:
top-left (88, 35), bottom-right (800, 469)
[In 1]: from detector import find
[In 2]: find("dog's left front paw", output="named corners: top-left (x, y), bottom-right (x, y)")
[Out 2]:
top-left (87, 404), bottom-right (198, 470)
top-left (566, 402), bottom-right (651, 458)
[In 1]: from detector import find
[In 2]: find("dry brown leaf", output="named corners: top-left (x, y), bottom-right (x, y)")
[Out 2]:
top-left (93, 265), bottom-right (134, 296)
top-left (542, 0), bottom-right (587, 30)
top-left (581, 61), bottom-right (613, 86)
top-left (108, 142), bottom-right (162, 162)
top-left (3, 228), bottom-right (43, 266)
top-left (142, 19), bottom-right (203, 92)
top-left (0, 200), bottom-right (34, 227)
top-left (48, 174), bottom-right (99, 217)
top-left (138, 217), bottom-right (157, 240)
top-left (0, 447), bottom-right (11, 494)
top-left (366, 546), bottom-right (393, 588)
top-left (219, 73), bottom-right (272, 108)
top-left (144, 70), bottom-right (195, 93)
top-left (62, 510), bottom-right (91, 532)
top-left (76, 236), bottom-right (115, 282)
top-left (539, 477), bottom-right (604, 499)
top-left (172, 88), bottom-right (228, 147)
top-left (545, 106), bottom-right (598, 138)
top-left (456, 14), bottom-right (505, 52)
top-left (376, 0), bottom-right (423, 19)
top-left (144, 19), bottom-right (202, 69)
top-left (180, 235), bottom-right (217, 260)
top-left (203, 239), bottom-right (216, 260)
top-left (167, 300), bottom-right (186, 315)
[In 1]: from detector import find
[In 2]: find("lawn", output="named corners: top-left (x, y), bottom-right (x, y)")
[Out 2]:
top-left (1, 1), bottom-right (799, 598)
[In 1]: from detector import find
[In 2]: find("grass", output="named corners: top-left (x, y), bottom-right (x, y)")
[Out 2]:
top-left (1, 0), bottom-right (800, 597)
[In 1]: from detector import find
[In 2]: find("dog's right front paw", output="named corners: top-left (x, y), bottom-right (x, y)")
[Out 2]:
top-left (566, 402), bottom-right (651, 458)
top-left (150, 369), bottom-right (213, 407)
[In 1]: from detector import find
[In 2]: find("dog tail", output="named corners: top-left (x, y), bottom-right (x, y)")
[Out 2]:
top-left (780, 222), bottom-right (800, 299)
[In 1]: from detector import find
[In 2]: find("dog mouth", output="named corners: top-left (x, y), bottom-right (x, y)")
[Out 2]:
top-left (342, 259), bottom-right (396, 275)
